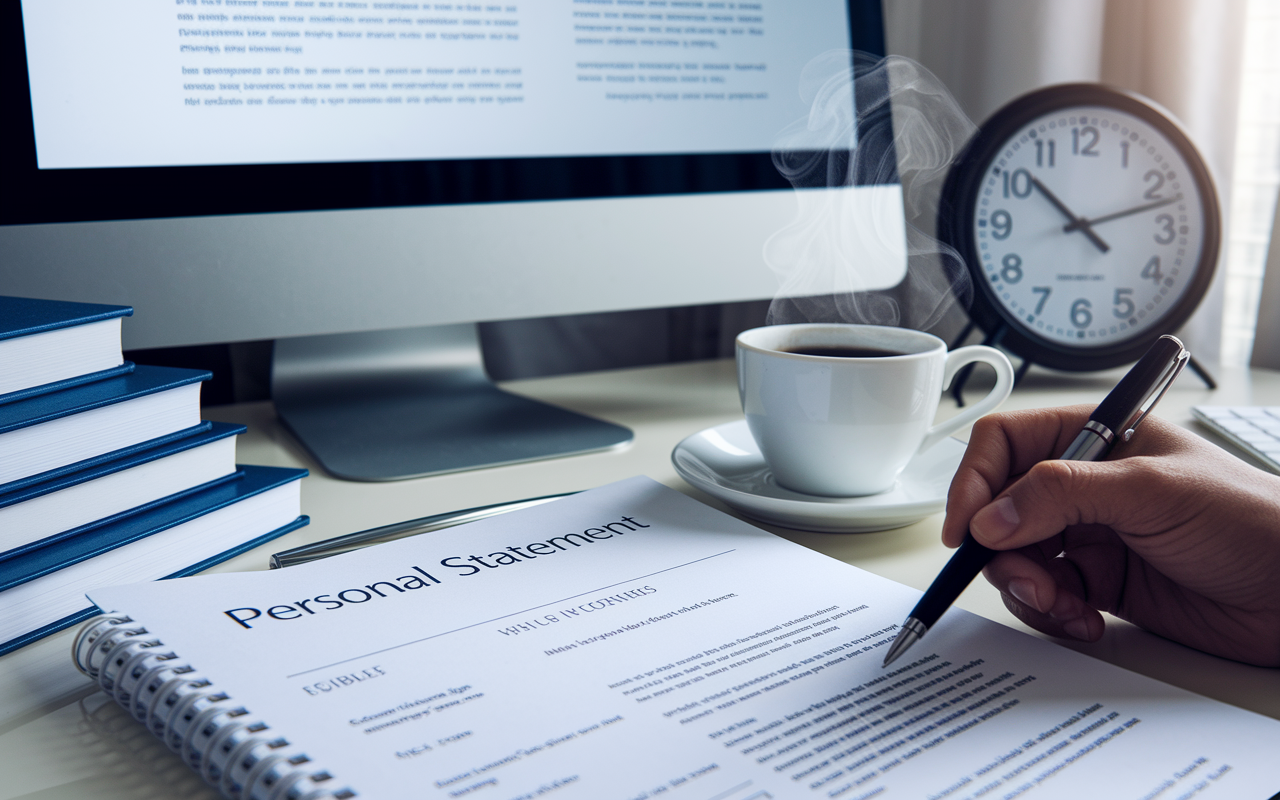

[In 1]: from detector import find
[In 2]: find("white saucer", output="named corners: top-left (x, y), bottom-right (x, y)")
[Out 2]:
top-left (671, 420), bottom-right (967, 533)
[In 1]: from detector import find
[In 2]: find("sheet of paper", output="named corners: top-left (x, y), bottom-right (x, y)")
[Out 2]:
top-left (89, 477), bottom-right (1280, 800)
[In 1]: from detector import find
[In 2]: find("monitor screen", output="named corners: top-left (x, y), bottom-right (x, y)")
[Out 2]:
top-left (2, 1), bottom-right (896, 352)
top-left (1, 0), bottom-right (900, 480)
top-left (6, 1), bottom-right (888, 226)
top-left (25, 2), bottom-right (848, 169)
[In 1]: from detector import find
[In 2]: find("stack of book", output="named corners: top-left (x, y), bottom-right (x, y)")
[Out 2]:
top-left (0, 296), bottom-right (309, 655)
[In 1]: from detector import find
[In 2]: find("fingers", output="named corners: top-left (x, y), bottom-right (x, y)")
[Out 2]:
top-left (983, 551), bottom-right (1106, 642)
top-left (949, 407), bottom-right (1268, 556)
top-left (942, 406), bottom-right (1093, 547)
top-left (943, 406), bottom-right (1280, 663)
top-left (969, 456), bottom-right (1173, 551)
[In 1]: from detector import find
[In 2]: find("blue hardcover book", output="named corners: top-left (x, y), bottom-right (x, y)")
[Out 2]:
top-left (0, 364), bottom-right (210, 487)
top-left (0, 464), bottom-right (309, 656)
top-left (0, 421), bottom-right (246, 563)
top-left (0, 296), bottom-right (134, 402)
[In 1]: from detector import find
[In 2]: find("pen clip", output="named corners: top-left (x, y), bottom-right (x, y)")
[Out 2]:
top-left (1122, 344), bottom-right (1190, 442)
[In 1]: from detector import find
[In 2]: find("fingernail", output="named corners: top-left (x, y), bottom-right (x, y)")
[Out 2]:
top-left (972, 496), bottom-right (1019, 542)
top-left (1062, 618), bottom-right (1091, 641)
top-left (1006, 578), bottom-right (1040, 612)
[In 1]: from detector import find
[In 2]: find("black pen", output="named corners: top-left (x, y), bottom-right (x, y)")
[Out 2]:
top-left (881, 335), bottom-right (1191, 667)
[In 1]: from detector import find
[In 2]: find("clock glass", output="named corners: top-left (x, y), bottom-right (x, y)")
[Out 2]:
top-left (970, 104), bottom-right (1208, 350)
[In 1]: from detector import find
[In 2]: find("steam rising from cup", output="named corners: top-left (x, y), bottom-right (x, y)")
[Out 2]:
top-left (765, 51), bottom-right (976, 331)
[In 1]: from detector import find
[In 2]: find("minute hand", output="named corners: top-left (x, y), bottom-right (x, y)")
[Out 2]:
top-left (1029, 176), bottom-right (1110, 253)
top-left (1064, 194), bottom-right (1183, 232)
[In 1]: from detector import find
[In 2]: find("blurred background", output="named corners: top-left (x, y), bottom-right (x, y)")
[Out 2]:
top-left (135, 0), bottom-right (1280, 403)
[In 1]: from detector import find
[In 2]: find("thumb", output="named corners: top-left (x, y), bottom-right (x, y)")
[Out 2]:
top-left (968, 458), bottom-right (1144, 550)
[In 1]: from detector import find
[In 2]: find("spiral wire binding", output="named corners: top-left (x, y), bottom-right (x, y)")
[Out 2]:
top-left (75, 615), bottom-right (356, 800)
top-left (77, 690), bottom-right (211, 799)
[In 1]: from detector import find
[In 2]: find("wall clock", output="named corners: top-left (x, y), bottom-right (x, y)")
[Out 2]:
top-left (937, 83), bottom-right (1220, 397)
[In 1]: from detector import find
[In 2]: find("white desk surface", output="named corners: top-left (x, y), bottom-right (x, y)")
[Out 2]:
top-left (2, 358), bottom-right (1278, 800)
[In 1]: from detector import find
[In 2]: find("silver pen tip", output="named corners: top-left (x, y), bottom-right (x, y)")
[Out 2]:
top-left (882, 618), bottom-right (927, 668)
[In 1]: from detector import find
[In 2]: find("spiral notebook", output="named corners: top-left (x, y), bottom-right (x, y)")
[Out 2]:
top-left (76, 477), bottom-right (1280, 800)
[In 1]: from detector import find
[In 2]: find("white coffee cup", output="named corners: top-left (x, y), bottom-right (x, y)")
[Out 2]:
top-left (736, 324), bottom-right (1014, 497)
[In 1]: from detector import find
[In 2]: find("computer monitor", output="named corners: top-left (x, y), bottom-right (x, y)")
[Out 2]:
top-left (1, 0), bottom-right (901, 481)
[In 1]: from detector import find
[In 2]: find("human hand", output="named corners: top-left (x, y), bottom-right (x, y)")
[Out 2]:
top-left (942, 405), bottom-right (1280, 667)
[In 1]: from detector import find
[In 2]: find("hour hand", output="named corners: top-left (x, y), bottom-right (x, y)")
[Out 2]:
top-left (1029, 175), bottom-right (1111, 253)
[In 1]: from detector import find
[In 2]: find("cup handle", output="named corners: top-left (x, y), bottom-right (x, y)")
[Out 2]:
top-left (917, 345), bottom-right (1015, 454)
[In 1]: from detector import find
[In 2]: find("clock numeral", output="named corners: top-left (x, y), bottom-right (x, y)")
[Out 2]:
top-left (1000, 253), bottom-right (1023, 283)
top-left (1113, 287), bottom-right (1136, 318)
top-left (1120, 140), bottom-right (1129, 168)
top-left (1144, 169), bottom-right (1166, 200)
top-left (991, 210), bottom-right (1012, 240)
top-left (1003, 168), bottom-right (1033, 199)
top-left (1070, 298), bottom-right (1093, 329)
top-left (1072, 126), bottom-right (1100, 156)
top-left (1154, 214), bottom-right (1176, 245)
top-left (1035, 139), bottom-right (1055, 167)
top-left (1031, 286), bottom-right (1051, 316)
top-left (1142, 255), bottom-right (1164, 282)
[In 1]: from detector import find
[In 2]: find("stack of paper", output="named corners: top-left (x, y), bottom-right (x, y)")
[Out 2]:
top-left (81, 478), bottom-right (1280, 799)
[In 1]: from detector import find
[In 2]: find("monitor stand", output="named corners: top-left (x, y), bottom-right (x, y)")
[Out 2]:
top-left (271, 324), bottom-right (633, 481)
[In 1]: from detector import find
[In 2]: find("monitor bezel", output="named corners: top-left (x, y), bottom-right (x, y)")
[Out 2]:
top-left (2, 0), bottom-right (887, 226)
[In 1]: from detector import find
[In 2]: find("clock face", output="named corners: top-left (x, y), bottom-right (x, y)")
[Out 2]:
top-left (970, 104), bottom-right (1209, 349)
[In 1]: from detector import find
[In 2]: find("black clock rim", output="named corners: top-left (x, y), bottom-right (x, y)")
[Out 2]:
top-left (938, 83), bottom-right (1221, 371)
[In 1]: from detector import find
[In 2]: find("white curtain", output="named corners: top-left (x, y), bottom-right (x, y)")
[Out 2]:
top-left (1251, 192), bottom-right (1280, 370)
top-left (886, 0), bottom-right (1247, 364)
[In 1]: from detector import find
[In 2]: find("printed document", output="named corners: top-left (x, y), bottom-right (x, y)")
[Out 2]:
top-left (89, 477), bottom-right (1280, 799)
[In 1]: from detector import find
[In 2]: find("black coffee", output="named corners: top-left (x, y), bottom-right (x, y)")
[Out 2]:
top-left (783, 346), bottom-right (905, 358)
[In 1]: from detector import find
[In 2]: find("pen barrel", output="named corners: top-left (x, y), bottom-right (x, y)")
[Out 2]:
top-left (1089, 335), bottom-right (1185, 434)
top-left (906, 536), bottom-right (998, 629)
top-left (1059, 428), bottom-right (1112, 462)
